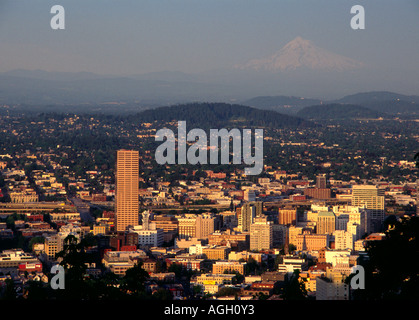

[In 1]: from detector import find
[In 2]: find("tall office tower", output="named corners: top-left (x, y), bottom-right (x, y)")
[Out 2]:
top-left (195, 213), bottom-right (216, 240)
top-left (250, 216), bottom-right (273, 251)
top-left (116, 149), bottom-right (139, 232)
top-left (316, 211), bottom-right (336, 235)
top-left (351, 185), bottom-right (385, 233)
top-left (316, 174), bottom-right (327, 189)
top-left (239, 202), bottom-right (263, 232)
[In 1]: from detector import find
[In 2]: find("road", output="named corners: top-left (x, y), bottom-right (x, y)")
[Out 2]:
top-left (69, 197), bottom-right (94, 223)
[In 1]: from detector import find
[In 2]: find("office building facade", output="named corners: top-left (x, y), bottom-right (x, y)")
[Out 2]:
top-left (116, 150), bottom-right (139, 232)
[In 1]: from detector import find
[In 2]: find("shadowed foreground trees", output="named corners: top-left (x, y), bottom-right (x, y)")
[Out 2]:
top-left (353, 215), bottom-right (419, 300)
top-left (22, 235), bottom-right (153, 300)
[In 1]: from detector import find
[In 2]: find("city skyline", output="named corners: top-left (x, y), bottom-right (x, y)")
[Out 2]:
top-left (1, 0), bottom-right (419, 307)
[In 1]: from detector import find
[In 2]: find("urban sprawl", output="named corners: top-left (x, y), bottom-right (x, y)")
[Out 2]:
top-left (0, 141), bottom-right (418, 300)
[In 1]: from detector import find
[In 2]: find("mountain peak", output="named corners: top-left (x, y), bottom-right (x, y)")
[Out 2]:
top-left (234, 37), bottom-right (364, 72)
top-left (284, 36), bottom-right (313, 48)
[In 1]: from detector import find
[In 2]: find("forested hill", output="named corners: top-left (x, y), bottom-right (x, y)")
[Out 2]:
top-left (296, 103), bottom-right (390, 120)
top-left (241, 95), bottom-right (322, 114)
top-left (132, 102), bottom-right (314, 128)
top-left (334, 91), bottom-right (419, 116)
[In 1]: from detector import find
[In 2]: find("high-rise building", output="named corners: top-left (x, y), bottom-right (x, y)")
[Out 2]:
top-left (177, 214), bottom-right (197, 239)
top-left (239, 201), bottom-right (263, 232)
top-left (317, 211), bottom-right (336, 235)
top-left (44, 235), bottom-right (63, 259)
top-left (116, 149), bottom-right (139, 232)
top-left (250, 216), bottom-right (273, 251)
top-left (316, 174), bottom-right (327, 189)
top-left (351, 185), bottom-right (385, 233)
top-left (272, 224), bottom-right (288, 247)
top-left (333, 205), bottom-right (368, 236)
top-left (278, 207), bottom-right (297, 225)
top-left (333, 230), bottom-right (354, 250)
top-left (196, 213), bottom-right (217, 240)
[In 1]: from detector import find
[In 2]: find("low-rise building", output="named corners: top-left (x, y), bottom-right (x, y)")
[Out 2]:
top-left (212, 260), bottom-right (246, 275)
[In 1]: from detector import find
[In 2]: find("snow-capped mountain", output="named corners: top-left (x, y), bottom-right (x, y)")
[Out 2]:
top-left (234, 36), bottom-right (364, 72)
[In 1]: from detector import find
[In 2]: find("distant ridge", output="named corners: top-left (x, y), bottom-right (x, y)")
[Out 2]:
top-left (241, 95), bottom-right (323, 114)
top-left (334, 91), bottom-right (419, 115)
top-left (296, 103), bottom-right (390, 120)
top-left (133, 102), bottom-right (314, 128)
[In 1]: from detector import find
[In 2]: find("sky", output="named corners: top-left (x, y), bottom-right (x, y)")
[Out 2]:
top-left (0, 1), bottom-right (418, 83)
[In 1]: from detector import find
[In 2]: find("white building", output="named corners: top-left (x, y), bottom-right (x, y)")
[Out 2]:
top-left (333, 230), bottom-right (354, 250)
top-left (316, 276), bottom-right (349, 300)
top-left (324, 249), bottom-right (351, 267)
top-left (277, 255), bottom-right (306, 274)
top-left (130, 211), bottom-right (164, 247)
top-left (0, 249), bottom-right (40, 268)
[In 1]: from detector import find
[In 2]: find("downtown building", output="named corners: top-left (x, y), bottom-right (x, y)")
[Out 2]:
top-left (304, 174), bottom-right (331, 200)
top-left (238, 201), bottom-right (263, 232)
top-left (278, 207), bottom-right (297, 225)
top-left (351, 185), bottom-right (385, 233)
top-left (249, 216), bottom-right (273, 251)
top-left (115, 149), bottom-right (139, 232)
top-left (129, 210), bottom-right (164, 247)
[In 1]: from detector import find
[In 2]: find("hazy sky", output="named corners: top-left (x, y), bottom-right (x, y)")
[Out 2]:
top-left (1, 0), bottom-right (419, 77)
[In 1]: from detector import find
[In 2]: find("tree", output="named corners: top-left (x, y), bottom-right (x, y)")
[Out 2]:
top-left (1, 279), bottom-right (17, 300)
top-left (281, 270), bottom-right (307, 300)
top-left (288, 243), bottom-right (297, 254)
top-left (356, 215), bottom-right (419, 300)
top-left (152, 288), bottom-right (173, 300)
top-left (232, 271), bottom-right (244, 285)
top-left (245, 257), bottom-right (260, 275)
top-left (52, 235), bottom-right (89, 299)
top-left (216, 286), bottom-right (240, 298)
top-left (28, 236), bottom-right (45, 252)
top-left (120, 262), bottom-right (150, 297)
top-left (24, 281), bottom-right (49, 300)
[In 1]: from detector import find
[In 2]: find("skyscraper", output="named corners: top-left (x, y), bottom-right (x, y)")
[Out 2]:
top-left (316, 174), bottom-right (327, 189)
top-left (116, 149), bottom-right (139, 232)
top-left (250, 216), bottom-right (273, 251)
top-left (351, 185), bottom-right (385, 233)
top-left (239, 201), bottom-right (263, 232)
top-left (316, 211), bottom-right (336, 235)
